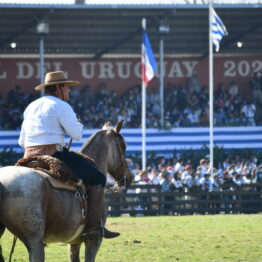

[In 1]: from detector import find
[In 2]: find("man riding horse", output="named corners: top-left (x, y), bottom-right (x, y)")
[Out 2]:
top-left (18, 71), bottom-right (119, 240)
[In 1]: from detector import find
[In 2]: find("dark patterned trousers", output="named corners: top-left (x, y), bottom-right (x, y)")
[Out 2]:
top-left (53, 147), bottom-right (106, 187)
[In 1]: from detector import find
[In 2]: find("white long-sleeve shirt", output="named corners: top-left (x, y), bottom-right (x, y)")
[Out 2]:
top-left (18, 96), bottom-right (83, 148)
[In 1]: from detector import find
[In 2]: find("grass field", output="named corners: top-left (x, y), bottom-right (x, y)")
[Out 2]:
top-left (1, 214), bottom-right (262, 262)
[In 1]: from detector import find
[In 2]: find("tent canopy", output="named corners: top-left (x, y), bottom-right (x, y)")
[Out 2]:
top-left (0, 5), bottom-right (261, 58)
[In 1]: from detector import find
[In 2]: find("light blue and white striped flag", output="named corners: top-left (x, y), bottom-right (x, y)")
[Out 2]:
top-left (212, 8), bottom-right (228, 52)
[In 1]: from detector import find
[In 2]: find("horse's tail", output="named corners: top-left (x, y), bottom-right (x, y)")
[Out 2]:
top-left (0, 183), bottom-right (6, 262)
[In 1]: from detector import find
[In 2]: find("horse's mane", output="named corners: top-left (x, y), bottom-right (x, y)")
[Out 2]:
top-left (80, 122), bottom-right (115, 153)
top-left (80, 130), bottom-right (103, 153)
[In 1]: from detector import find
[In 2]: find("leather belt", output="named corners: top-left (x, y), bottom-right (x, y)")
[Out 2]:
top-left (24, 144), bottom-right (64, 158)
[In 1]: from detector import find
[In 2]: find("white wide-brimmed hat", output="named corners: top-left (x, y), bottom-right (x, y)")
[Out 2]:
top-left (35, 71), bottom-right (80, 90)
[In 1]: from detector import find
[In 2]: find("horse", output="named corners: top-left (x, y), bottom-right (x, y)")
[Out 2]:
top-left (0, 120), bottom-right (133, 262)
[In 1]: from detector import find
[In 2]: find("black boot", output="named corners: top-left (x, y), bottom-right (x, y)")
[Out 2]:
top-left (103, 228), bottom-right (120, 239)
top-left (86, 185), bottom-right (104, 239)
top-left (102, 200), bottom-right (120, 239)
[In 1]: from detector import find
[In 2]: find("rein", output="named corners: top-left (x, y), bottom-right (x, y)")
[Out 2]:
top-left (113, 132), bottom-right (128, 190)
top-left (8, 235), bottom-right (17, 262)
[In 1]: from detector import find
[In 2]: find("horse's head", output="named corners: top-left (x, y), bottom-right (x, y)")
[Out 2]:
top-left (81, 120), bottom-right (133, 190)
top-left (101, 120), bottom-right (133, 190)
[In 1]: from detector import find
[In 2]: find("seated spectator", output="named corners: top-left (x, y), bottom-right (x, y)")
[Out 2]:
top-left (222, 171), bottom-right (234, 191)
top-left (171, 171), bottom-right (183, 191)
top-left (199, 108), bottom-right (209, 126)
top-left (255, 166), bottom-right (262, 183)
top-left (233, 173), bottom-right (245, 186)
top-left (181, 164), bottom-right (193, 184)
top-left (212, 173), bottom-right (223, 191)
top-left (200, 173), bottom-right (213, 192)
top-left (181, 112), bottom-right (192, 127)
top-left (148, 168), bottom-right (161, 185)
top-left (184, 171), bottom-right (200, 190)
top-left (214, 107), bottom-right (226, 126)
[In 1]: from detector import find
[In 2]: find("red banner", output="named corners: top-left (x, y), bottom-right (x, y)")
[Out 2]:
top-left (0, 55), bottom-right (261, 98)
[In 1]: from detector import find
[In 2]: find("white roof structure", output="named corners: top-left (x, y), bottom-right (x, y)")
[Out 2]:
top-left (0, 0), bottom-right (261, 6)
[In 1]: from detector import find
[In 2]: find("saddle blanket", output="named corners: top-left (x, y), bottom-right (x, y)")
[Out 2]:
top-left (15, 155), bottom-right (82, 191)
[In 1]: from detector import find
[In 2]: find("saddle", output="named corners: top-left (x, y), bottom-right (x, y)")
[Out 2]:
top-left (15, 155), bottom-right (82, 192)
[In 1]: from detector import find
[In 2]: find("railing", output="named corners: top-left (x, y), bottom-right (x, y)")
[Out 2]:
top-left (106, 183), bottom-right (262, 216)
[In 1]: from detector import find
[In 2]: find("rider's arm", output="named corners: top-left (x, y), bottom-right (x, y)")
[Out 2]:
top-left (57, 101), bottom-right (84, 141)
top-left (18, 125), bottom-right (25, 148)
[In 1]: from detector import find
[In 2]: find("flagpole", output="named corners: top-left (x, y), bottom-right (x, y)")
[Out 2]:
top-left (209, 1), bottom-right (214, 176)
top-left (142, 18), bottom-right (147, 170)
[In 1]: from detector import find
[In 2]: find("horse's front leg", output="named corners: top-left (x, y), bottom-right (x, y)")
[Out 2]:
top-left (68, 243), bottom-right (81, 262)
top-left (26, 240), bottom-right (45, 262)
top-left (84, 238), bottom-right (102, 262)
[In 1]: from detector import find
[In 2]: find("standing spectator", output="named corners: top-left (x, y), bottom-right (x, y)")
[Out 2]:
top-left (241, 99), bottom-right (256, 126)
top-left (228, 80), bottom-right (239, 98)
top-left (199, 173), bottom-right (213, 213)
top-left (250, 72), bottom-right (262, 105)
top-left (210, 173), bottom-right (222, 213)
top-left (161, 171), bottom-right (173, 215)
top-left (197, 158), bottom-right (209, 178)
top-left (221, 171), bottom-right (234, 212)
top-left (187, 106), bottom-right (202, 126)
top-left (188, 71), bottom-right (201, 94)
top-left (174, 158), bottom-right (184, 173)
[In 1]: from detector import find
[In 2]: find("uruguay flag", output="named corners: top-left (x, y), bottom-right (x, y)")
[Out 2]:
top-left (141, 29), bottom-right (157, 87)
top-left (212, 8), bottom-right (228, 52)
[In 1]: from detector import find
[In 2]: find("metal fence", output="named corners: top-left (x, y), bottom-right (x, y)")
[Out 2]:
top-left (106, 183), bottom-right (262, 216)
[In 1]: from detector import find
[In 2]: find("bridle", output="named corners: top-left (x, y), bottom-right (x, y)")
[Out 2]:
top-left (111, 132), bottom-right (128, 190)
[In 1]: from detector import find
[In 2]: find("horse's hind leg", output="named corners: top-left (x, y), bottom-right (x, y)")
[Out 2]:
top-left (68, 243), bottom-right (81, 262)
top-left (0, 221), bottom-right (5, 262)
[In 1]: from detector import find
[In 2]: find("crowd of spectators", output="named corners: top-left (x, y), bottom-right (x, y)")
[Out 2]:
top-left (128, 155), bottom-right (262, 192)
top-left (125, 155), bottom-right (262, 214)
top-left (70, 71), bottom-right (262, 128)
top-left (0, 72), bottom-right (262, 130)
top-left (0, 85), bottom-right (38, 130)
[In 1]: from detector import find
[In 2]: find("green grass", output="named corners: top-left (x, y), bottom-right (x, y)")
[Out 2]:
top-left (1, 214), bottom-right (262, 262)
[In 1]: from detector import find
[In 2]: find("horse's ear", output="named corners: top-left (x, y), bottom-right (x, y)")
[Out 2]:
top-left (115, 120), bottom-right (124, 134)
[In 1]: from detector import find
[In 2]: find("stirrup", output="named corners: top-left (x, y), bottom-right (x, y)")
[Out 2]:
top-left (83, 229), bottom-right (103, 240)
